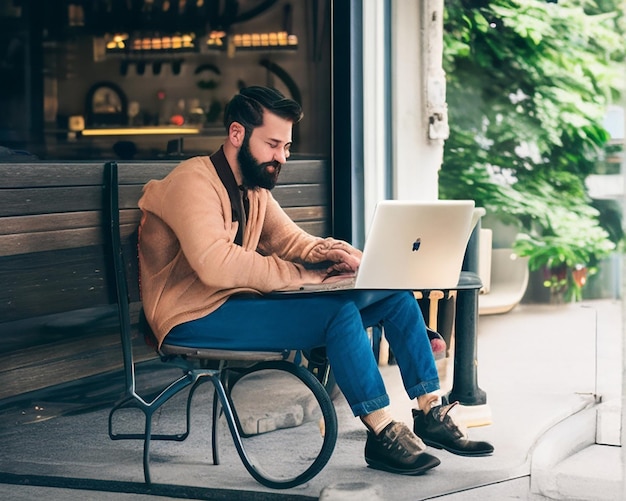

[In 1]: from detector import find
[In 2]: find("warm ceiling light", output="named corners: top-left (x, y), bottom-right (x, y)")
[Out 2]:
top-left (81, 127), bottom-right (201, 136)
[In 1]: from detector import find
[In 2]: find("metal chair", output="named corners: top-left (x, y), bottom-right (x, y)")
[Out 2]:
top-left (104, 161), bottom-right (337, 489)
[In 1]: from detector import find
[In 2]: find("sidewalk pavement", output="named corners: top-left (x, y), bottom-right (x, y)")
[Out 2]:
top-left (0, 299), bottom-right (621, 500)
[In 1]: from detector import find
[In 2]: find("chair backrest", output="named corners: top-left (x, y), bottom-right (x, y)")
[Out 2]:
top-left (104, 161), bottom-right (140, 395)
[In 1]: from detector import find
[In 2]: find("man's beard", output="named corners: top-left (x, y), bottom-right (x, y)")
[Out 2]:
top-left (238, 134), bottom-right (282, 190)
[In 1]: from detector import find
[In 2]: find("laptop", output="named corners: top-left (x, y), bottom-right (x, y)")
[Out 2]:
top-left (276, 199), bottom-right (478, 293)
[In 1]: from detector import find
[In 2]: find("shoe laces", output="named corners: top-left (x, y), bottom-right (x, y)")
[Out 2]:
top-left (379, 422), bottom-right (426, 457)
top-left (430, 402), bottom-right (468, 440)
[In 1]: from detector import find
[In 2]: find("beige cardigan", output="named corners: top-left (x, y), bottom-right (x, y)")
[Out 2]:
top-left (138, 155), bottom-right (346, 346)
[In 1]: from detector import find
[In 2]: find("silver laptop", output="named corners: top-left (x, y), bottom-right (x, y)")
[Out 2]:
top-left (277, 199), bottom-right (478, 293)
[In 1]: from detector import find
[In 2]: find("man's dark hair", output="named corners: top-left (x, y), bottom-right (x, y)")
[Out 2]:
top-left (223, 86), bottom-right (303, 133)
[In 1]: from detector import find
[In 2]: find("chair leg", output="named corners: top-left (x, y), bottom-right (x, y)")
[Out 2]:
top-left (185, 379), bottom-right (204, 441)
top-left (143, 411), bottom-right (153, 485)
top-left (211, 366), bottom-right (234, 465)
top-left (211, 387), bottom-right (220, 465)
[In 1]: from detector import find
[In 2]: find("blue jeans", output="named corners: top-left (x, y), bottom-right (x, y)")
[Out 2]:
top-left (166, 290), bottom-right (440, 416)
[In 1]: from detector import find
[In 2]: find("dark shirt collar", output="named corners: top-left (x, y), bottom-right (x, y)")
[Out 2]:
top-left (210, 146), bottom-right (248, 246)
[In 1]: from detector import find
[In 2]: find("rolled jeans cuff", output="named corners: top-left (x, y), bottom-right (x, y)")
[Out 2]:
top-left (351, 394), bottom-right (390, 417)
top-left (407, 379), bottom-right (440, 400)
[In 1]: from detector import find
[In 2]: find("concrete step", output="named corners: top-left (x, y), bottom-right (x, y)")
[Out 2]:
top-left (529, 402), bottom-right (623, 500)
top-left (597, 398), bottom-right (621, 446)
top-left (538, 444), bottom-right (622, 501)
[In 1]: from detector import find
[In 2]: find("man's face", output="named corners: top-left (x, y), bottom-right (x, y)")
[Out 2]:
top-left (238, 133), bottom-right (281, 190)
top-left (237, 111), bottom-right (293, 190)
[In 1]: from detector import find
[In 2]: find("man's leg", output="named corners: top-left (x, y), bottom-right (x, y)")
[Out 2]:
top-left (358, 291), bottom-right (440, 400)
top-left (354, 290), bottom-right (494, 457)
top-left (165, 294), bottom-right (389, 415)
top-left (166, 292), bottom-right (442, 474)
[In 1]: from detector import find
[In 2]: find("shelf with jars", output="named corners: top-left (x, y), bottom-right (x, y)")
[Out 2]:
top-left (206, 30), bottom-right (298, 54)
top-left (104, 33), bottom-right (198, 57)
top-left (99, 29), bottom-right (298, 61)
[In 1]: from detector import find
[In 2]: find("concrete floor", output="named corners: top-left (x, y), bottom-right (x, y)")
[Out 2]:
top-left (0, 298), bottom-right (621, 500)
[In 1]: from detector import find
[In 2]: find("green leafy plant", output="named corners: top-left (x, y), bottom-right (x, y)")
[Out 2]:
top-left (441, 0), bottom-right (625, 301)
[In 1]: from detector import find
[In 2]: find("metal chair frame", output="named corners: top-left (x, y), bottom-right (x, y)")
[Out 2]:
top-left (104, 161), bottom-right (337, 489)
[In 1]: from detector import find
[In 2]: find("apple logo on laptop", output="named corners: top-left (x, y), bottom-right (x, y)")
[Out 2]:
top-left (412, 238), bottom-right (421, 252)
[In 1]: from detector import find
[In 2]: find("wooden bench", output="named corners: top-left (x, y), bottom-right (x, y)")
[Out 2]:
top-left (0, 158), bottom-right (331, 402)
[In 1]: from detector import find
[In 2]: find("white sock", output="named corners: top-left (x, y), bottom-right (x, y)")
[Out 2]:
top-left (361, 408), bottom-right (393, 435)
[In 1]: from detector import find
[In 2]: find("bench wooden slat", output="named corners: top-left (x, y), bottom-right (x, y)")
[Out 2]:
top-left (272, 184), bottom-right (329, 207)
top-left (0, 162), bottom-right (104, 188)
top-left (0, 332), bottom-right (121, 375)
top-left (284, 206), bottom-right (328, 222)
top-left (0, 246), bottom-right (111, 321)
top-left (115, 162), bottom-right (179, 184)
top-left (0, 334), bottom-right (155, 401)
top-left (118, 185), bottom-right (146, 209)
top-left (0, 186), bottom-right (104, 217)
top-left (296, 221), bottom-right (330, 236)
top-left (0, 212), bottom-right (101, 236)
top-left (276, 160), bottom-right (329, 185)
top-left (0, 226), bottom-right (103, 256)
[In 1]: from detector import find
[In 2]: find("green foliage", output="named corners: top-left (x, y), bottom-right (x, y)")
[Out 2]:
top-left (441, 0), bottom-right (625, 300)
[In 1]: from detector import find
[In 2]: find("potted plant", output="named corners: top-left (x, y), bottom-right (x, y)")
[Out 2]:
top-left (512, 207), bottom-right (615, 302)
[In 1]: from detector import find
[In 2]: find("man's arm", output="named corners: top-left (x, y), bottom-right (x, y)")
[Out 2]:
top-left (152, 168), bottom-right (330, 292)
top-left (258, 194), bottom-right (361, 274)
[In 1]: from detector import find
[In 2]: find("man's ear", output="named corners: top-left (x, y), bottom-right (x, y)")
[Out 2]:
top-left (229, 122), bottom-right (245, 147)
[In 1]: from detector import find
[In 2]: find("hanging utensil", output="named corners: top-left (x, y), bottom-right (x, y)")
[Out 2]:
top-left (282, 2), bottom-right (292, 34)
top-left (111, 0), bottom-right (127, 32)
top-left (130, 0), bottom-right (144, 31)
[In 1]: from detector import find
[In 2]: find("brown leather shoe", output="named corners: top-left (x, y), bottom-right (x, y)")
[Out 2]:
top-left (365, 421), bottom-right (441, 475)
top-left (413, 402), bottom-right (494, 457)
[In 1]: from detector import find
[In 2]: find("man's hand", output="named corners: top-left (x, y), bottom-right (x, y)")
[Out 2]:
top-left (299, 267), bottom-right (336, 284)
top-left (323, 248), bottom-right (360, 275)
top-left (298, 265), bottom-right (355, 285)
top-left (300, 239), bottom-right (362, 283)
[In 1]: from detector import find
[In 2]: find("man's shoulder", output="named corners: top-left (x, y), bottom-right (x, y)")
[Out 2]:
top-left (142, 156), bottom-right (218, 199)
top-left (165, 155), bottom-right (219, 182)
top-left (174, 155), bottom-right (213, 172)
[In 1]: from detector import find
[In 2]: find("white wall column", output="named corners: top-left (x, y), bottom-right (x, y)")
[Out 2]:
top-left (390, 0), bottom-right (446, 201)
top-left (362, 1), bottom-right (389, 231)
